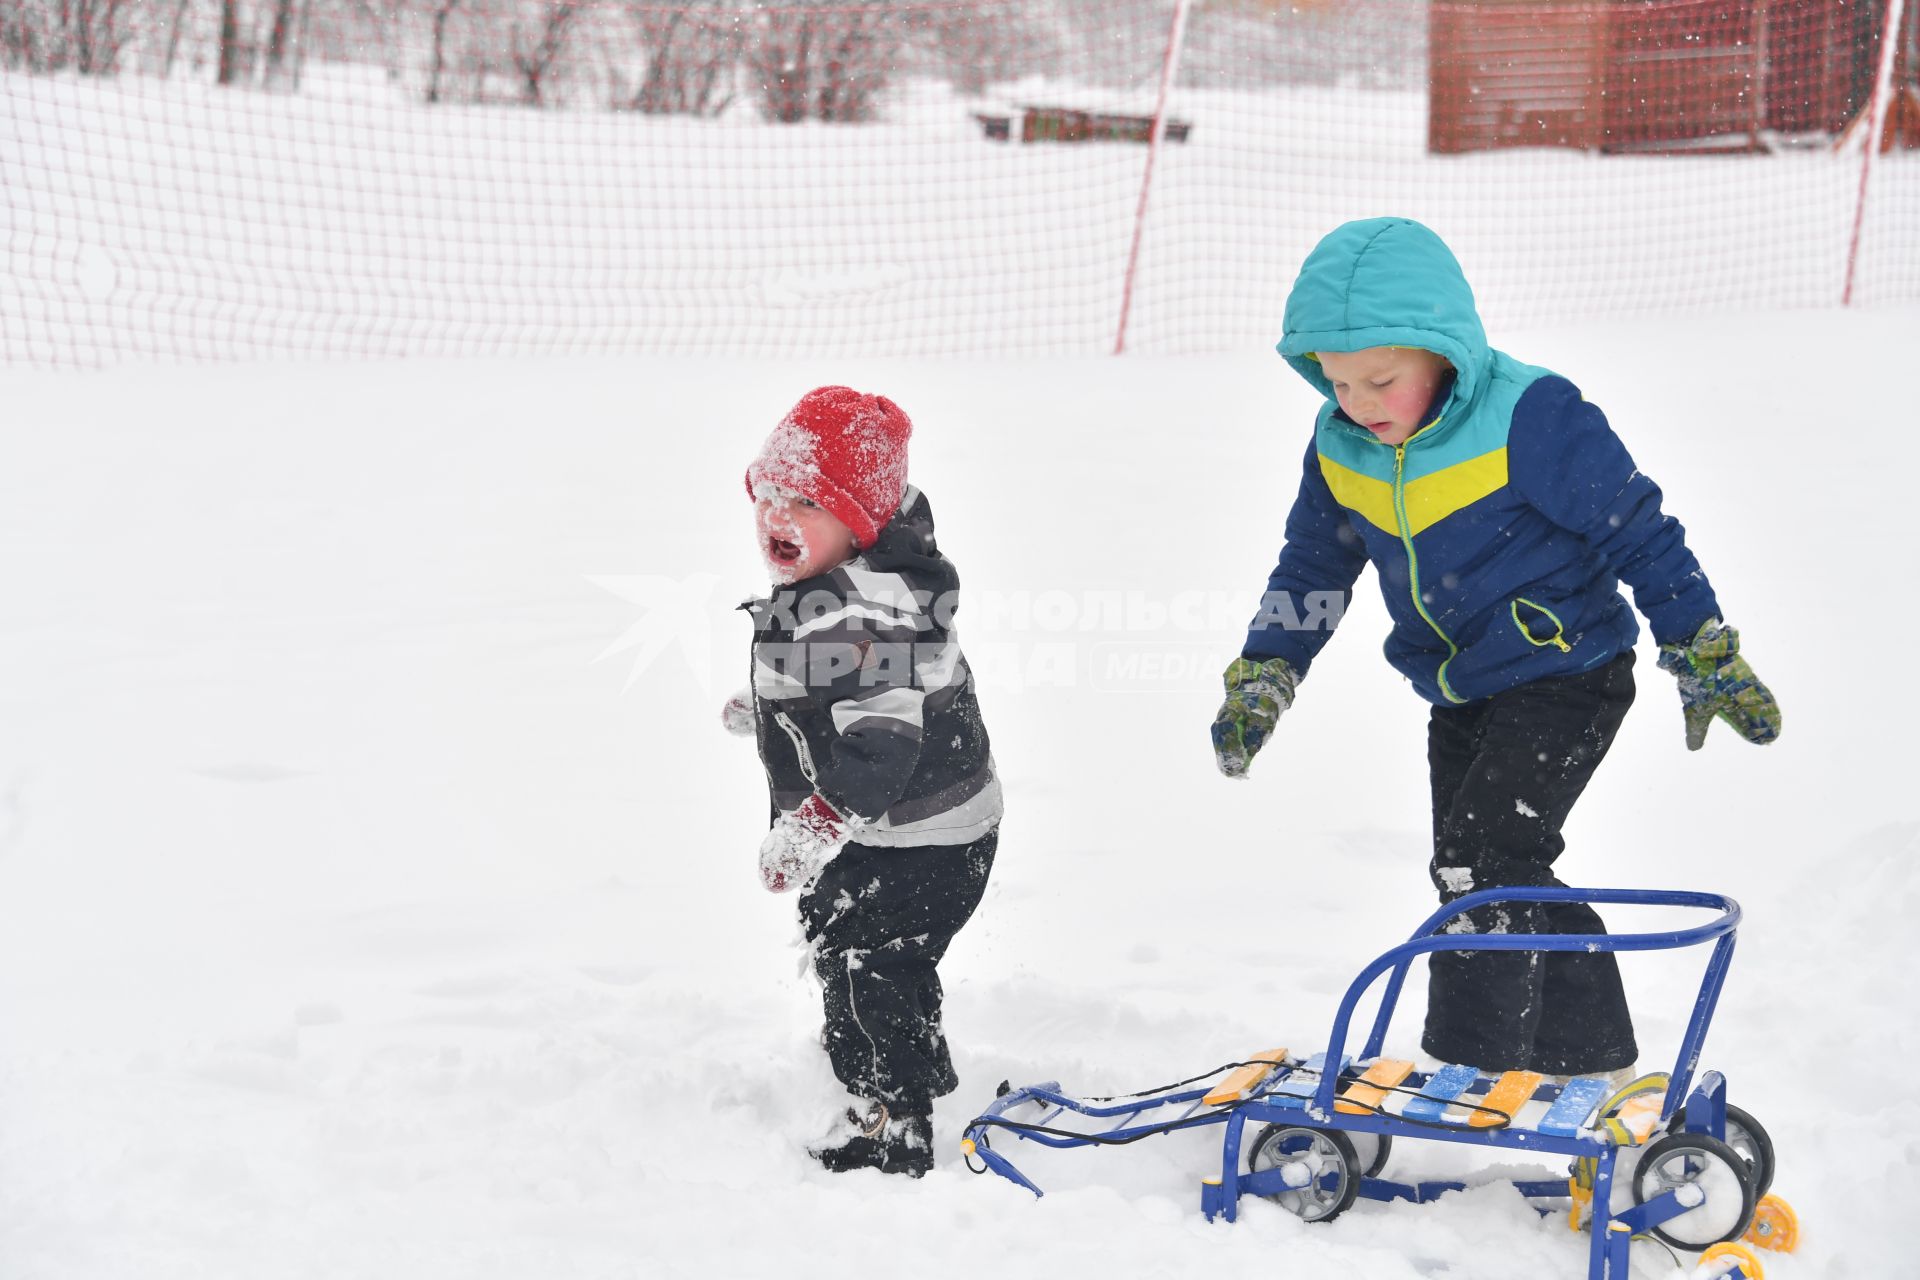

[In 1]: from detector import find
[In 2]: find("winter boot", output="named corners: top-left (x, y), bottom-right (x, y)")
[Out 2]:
top-left (1542, 1065), bottom-right (1639, 1091)
top-left (809, 1101), bottom-right (934, 1178)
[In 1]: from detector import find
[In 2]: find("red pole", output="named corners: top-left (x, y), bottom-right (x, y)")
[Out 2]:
top-left (1843, 0), bottom-right (1909, 306)
top-left (1113, 0), bottom-right (1193, 355)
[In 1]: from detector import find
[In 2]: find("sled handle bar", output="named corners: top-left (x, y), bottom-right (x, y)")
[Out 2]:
top-left (1314, 888), bottom-right (1740, 1123)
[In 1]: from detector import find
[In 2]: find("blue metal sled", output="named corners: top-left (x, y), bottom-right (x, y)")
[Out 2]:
top-left (963, 888), bottom-right (1782, 1280)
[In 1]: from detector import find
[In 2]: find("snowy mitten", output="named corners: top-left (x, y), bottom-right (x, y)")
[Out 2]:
top-left (1656, 619), bottom-right (1782, 751)
top-left (1211, 656), bottom-right (1298, 778)
top-left (757, 794), bottom-right (848, 893)
top-left (720, 687), bottom-right (756, 737)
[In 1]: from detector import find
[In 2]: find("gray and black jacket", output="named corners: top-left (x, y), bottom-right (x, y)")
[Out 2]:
top-left (745, 486), bottom-right (1001, 847)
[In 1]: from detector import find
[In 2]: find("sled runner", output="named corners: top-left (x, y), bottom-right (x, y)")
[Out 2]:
top-left (962, 887), bottom-right (1798, 1280)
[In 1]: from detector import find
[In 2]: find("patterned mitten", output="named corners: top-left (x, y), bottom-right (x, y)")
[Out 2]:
top-left (1211, 656), bottom-right (1299, 778)
top-left (1655, 620), bottom-right (1782, 751)
top-left (720, 687), bottom-right (756, 737)
top-left (757, 794), bottom-right (848, 893)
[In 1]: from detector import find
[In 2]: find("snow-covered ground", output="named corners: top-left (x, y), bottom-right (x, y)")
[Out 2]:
top-left (1, 301), bottom-right (1915, 1278)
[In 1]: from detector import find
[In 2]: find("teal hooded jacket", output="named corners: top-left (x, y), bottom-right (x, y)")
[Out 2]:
top-left (1242, 217), bottom-right (1720, 706)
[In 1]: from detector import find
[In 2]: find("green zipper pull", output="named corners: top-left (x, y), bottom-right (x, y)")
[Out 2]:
top-left (1512, 598), bottom-right (1573, 653)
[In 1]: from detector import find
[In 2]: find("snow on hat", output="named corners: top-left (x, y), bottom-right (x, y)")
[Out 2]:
top-left (744, 386), bottom-right (912, 550)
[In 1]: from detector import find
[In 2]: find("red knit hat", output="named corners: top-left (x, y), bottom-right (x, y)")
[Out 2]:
top-left (744, 386), bottom-right (913, 549)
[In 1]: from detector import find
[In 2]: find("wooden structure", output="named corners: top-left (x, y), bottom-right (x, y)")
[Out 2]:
top-left (973, 106), bottom-right (1193, 144)
top-left (1837, 0), bottom-right (1920, 150)
top-left (1429, 0), bottom-right (1907, 154)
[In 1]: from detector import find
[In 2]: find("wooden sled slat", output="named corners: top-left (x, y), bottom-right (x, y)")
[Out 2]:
top-left (1336, 1058), bottom-right (1415, 1115)
top-left (1468, 1070), bottom-right (1544, 1129)
top-left (1202, 1048), bottom-right (1290, 1106)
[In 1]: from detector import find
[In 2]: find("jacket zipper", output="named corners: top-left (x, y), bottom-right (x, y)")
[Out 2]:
top-left (774, 710), bottom-right (819, 786)
top-left (1511, 597), bottom-right (1573, 653)
top-left (1392, 441), bottom-right (1466, 704)
top-left (747, 595), bottom-right (822, 788)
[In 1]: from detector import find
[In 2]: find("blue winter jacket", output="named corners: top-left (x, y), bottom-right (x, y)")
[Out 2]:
top-left (1242, 217), bottom-right (1720, 706)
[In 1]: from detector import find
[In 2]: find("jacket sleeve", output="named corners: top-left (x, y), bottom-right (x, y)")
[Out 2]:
top-left (1241, 436), bottom-right (1369, 674)
top-left (791, 588), bottom-right (927, 821)
top-left (1507, 377), bottom-right (1719, 645)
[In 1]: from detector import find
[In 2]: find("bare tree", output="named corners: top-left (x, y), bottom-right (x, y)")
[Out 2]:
top-left (423, 0), bottom-right (461, 101)
top-left (75, 0), bottom-right (135, 71)
top-left (215, 0), bottom-right (245, 82)
top-left (510, 0), bottom-right (578, 105)
top-left (899, 0), bottom-right (1067, 97)
top-left (1, 0), bottom-right (48, 68)
top-left (628, 0), bottom-right (740, 115)
top-left (749, 0), bottom-right (901, 123)
top-left (159, 0), bottom-right (196, 76)
top-left (261, 0), bottom-right (306, 86)
top-left (2, 0), bottom-right (134, 72)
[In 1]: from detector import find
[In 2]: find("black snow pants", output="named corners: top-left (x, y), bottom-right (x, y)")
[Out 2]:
top-left (1420, 652), bottom-right (1639, 1076)
top-left (799, 828), bottom-right (997, 1116)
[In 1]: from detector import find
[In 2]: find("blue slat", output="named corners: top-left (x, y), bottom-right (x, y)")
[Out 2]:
top-left (1538, 1077), bottom-right (1612, 1137)
top-left (1264, 1052), bottom-right (1350, 1110)
top-left (1400, 1063), bottom-right (1481, 1123)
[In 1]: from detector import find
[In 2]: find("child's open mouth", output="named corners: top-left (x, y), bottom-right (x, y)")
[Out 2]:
top-left (769, 538), bottom-right (801, 564)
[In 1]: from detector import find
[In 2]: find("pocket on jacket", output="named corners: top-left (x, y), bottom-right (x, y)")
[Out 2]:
top-left (774, 711), bottom-right (818, 785)
top-left (1510, 597), bottom-right (1572, 653)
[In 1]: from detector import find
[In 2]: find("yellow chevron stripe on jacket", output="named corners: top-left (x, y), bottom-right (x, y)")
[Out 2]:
top-left (1319, 447), bottom-right (1510, 537)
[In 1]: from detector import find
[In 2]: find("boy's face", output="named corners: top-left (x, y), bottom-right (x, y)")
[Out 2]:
top-left (754, 487), bottom-right (857, 585)
top-left (1317, 346), bottom-right (1453, 447)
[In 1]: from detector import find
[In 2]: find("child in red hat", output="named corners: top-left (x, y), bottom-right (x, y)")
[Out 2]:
top-left (726, 385), bottom-right (1002, 1178)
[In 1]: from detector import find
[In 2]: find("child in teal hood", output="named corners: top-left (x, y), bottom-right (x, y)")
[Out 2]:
top-left (1211, 217), bottom-right (1782, 1075)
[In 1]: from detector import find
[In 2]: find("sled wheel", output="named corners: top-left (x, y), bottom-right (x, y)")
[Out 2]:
top-left (1741, 1193), bottom-right (1799, 1253)
top-left (1697, 1241), bottom-right (1765, 1279)
top-left (1672, 1101), bottom-right (1776, 1200)
top-left (1349, 1132), bottom-right (1393, 1178)
top-left (1246, 1123), bottom-right (1361, 1223)
top-left (1632, 1131), bottom-right (1757, 1250)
